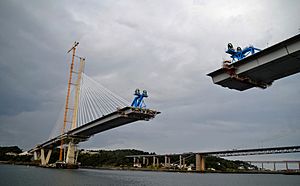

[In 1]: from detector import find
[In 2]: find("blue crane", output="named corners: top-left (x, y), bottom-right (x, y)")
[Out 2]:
top-left (226, 43), bottom-right (261, 62)
top-left (131, 89), bottom-right (148, 108)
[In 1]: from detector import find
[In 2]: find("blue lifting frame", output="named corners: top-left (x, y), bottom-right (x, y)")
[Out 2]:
top-left (226, 43), bottom-right (261, 62)
top-left (131, 89), bottom-right (148, 108)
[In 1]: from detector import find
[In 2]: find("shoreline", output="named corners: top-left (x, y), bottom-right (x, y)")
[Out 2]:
top-left (80, 166), bottom-right (300, 175)
top-left (1, 161), bottom-right (299, 175)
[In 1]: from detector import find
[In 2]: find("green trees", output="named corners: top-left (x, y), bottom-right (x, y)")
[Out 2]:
top-left (0, 146), bottom-right (31, 162)
top-left (78, 149), bottom-right (152, 167)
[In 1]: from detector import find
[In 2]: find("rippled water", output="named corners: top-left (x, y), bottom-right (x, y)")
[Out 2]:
top-left (0, 164), bottom-right (299, 186)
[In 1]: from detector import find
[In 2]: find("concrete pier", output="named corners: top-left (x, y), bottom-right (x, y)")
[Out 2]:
top-left (196, 154), bottom-right (205, 171)
top-left (152, 157), bottom-right (159, 167)
top-left (33, 151), bottom-right (38, 160)
top-left (142, 157), bottom-right (149, 166)
top-left (39, 148), bottom-right (52, 166)
top-left (179, 155), bottom-right (182, 168)
top-left (164, 156), bottom-right (171, 167)
top-left (66, 141), bottom-right (77, 165)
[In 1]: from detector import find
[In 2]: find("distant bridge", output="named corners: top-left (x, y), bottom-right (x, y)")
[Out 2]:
top-left (247, 160), bottom-right (300, 171)
top-left (127, 145), bottom-right (300, 171)
top-left (196, 145), bottom-right (300, 157)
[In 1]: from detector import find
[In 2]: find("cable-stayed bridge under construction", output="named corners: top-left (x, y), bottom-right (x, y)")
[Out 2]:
top-left (29, 42), bottom-right (160, 168)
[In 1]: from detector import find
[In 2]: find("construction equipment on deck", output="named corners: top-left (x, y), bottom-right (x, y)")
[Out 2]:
top-left (131, 89), bottom-right (148, 108)
top-left (226, 43), bottom-right (261, 62)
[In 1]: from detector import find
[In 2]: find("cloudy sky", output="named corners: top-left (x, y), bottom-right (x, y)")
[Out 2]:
top-left (0, 0), bottom-right (299, 160)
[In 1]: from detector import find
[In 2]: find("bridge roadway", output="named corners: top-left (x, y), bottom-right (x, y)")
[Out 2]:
top-left (126, 145), bottom-right (300, 158)
top-left (30, 107), bottom-right (160, 152)
top-left (247, 160), bottom-right (300, 171)
top-left (207, 34), bottom-right (300, 91)
top-left (248, 160), bottom-right (300, 164)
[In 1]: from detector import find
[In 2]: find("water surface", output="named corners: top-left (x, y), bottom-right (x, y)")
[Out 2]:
top-left (0, 164), bottom-right (299, 186)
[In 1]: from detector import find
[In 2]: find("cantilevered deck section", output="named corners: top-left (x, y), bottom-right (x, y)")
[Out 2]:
top-left (207, 34), bottom-right (300, 91)
top-left (31, 107), bottom-right (160, 151)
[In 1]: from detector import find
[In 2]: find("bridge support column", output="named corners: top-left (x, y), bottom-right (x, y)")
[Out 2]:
top-left (33, 151), bottom-right (38, 161)
top-left (142, 157), bottom-right (148, 166)
top-left (183, 158), bottom-right (185, 168)
top-left (165, 156), bottom-right (167, 166)
top-left (142, 157), bottom-right (149, 166)
top-left (273, 163), bottom-right (276, 171)
top-left (261, 163), bottom-right (264, 170)
top-left (40, 149), bottom-right (52, 166)
top-left (179, 155), bottom-right (182, 168)
top-left (66, 141), bottom-right (77, 165)
top-left (164, 156), bottom-right (170, 167)
top-left (40, 149), bottom-right (45, 165)
top-left (64, 146), bottom-right (67, 162)
top-left (196, 154), bottom-right (205, 171)
top-left (45, 149), bottom-right (52, 165)
top-left (285, 162), bottom-right (289, 170)
top-left (153, 157), bottom-right (159, 167)
top-left (133, 157), bottom-right (141, 167)
top-left (200, 156), bottom-right (205, 171)
top-left (153, 156), bottom-right (156, 167)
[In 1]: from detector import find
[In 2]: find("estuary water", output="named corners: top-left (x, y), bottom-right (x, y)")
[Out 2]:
top-left (0, 164), bottom-right (299, 186)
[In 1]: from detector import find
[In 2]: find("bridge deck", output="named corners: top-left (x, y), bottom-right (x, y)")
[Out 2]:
top-left (30, 107), bottom-right (160, 151)
top-left (126, 146), bottom-right (300, 158)
top-left (70, 107), bottom-right (159, 137)
top-left (247, 160), bottom-right (300, 163)
top-left (207, 34), bottom-right (300, 91)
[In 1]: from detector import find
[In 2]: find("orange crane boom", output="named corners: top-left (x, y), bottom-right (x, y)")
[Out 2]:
top-left (59, 41), bottom-right (79, 161)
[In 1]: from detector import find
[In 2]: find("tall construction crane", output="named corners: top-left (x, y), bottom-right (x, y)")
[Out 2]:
top-left (58, 41), bottom-right (85, 166)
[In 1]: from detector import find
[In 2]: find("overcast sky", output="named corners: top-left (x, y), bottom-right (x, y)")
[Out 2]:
top-left (0, 0), bottom-right (299, 160)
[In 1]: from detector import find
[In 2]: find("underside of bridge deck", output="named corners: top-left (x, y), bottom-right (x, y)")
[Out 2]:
top-left (30, 107), bottom-right (160, 151)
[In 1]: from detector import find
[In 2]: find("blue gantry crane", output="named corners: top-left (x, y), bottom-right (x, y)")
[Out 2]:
top-left (226, 43), bottom-right (261, 62)
top-left (131, 89), bottom-right (148, 108)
